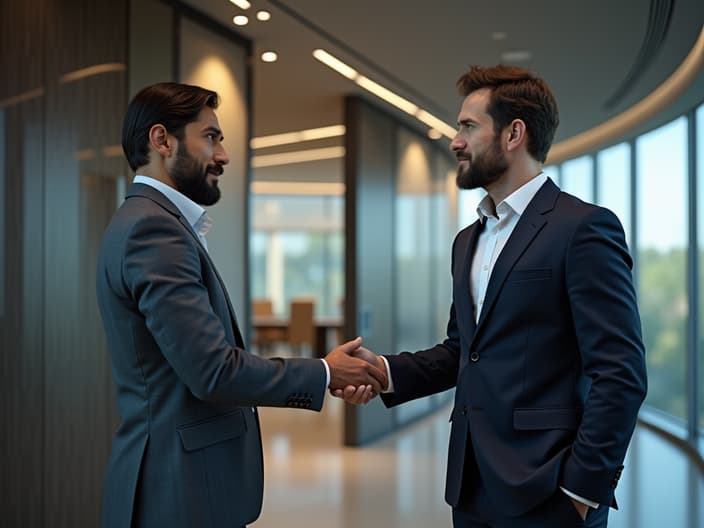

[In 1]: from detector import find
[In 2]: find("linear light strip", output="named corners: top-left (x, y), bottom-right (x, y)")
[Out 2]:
top-left (251, 124), bottom-right (346, 149)
top-left (229, 0), bottom-right (251, 9)
top-left (59, 63), bottom-right (126, 84)
top-left (251, 146), bottom-right (345, 168)
top-left (312, 49), bottom-right (357, 79)
top-left (0, 87), bottom-right (45, 109)
top-left (251, 181), bottom-right (345, 195)
top-left (313, 49), bottom-right (455, 139)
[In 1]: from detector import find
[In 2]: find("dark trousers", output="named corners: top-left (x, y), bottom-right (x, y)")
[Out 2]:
top-left (452, 480), bottom-right (609, 528)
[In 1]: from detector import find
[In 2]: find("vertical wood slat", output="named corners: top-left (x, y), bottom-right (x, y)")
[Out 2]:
top-left (0, 0), bottom-right (45, 526)
top-left (42, 0), bottom-right (127, 525)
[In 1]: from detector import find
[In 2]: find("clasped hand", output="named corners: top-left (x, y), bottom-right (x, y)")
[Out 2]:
top-left (324, 337), bottom-right (387, 404)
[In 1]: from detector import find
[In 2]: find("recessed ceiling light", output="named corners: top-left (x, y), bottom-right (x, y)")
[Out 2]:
top-left (491, 32), bottom-right (507, 40)
top-left (229, 0), bottom-right (251, 8)
top-left (261, 51), bottom-right (278, 63)
top-left (256, 10), bottom-right (271, 21)
top-left (427, 129), bottom-right (443, 140)
top-left (501, 50), bottom-right (532, 62)
top-left (233, 15), bottom-right (248, 26)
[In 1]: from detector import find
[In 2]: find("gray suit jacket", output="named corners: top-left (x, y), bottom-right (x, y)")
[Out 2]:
top-left (97, 183), bottom-right (327, 527)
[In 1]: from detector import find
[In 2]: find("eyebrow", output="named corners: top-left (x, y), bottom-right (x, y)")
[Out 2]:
top-left (457, 118), bottom-right (478, 127)
top-left (203, 126), bottom-right (224, 139)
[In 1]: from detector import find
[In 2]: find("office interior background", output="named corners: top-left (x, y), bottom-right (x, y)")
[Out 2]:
top-left (1, 0), bottom-right (704, 526)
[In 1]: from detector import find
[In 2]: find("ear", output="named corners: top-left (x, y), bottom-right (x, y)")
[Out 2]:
top-left (148, 124), bottom-right (175, 159)
top-left (506, 119), bottom-right (526, 152)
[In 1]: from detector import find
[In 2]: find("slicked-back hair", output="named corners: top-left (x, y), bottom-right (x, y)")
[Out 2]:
top-left (122, 82), bottom-right (219, 171)
top-left (456, 65), bottom-right (559, 163)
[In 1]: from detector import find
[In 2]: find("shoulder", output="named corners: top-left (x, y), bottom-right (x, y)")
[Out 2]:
top-left (553, 192), bottom-right (624, 232)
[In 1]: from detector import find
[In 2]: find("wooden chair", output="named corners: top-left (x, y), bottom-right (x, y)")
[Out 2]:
top-left (288, 298), bottom-right (315, 356)
top-left (252, 298), bottom-right (286, 353)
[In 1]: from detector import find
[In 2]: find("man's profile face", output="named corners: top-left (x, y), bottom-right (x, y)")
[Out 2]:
top-left (451, 88), bottom-right (508, 190)
top-left (170, 107), bottom-right (229, 206)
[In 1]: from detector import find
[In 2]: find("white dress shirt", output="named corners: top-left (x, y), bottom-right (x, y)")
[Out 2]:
top-left (132, 175), bottom-right (332, 387)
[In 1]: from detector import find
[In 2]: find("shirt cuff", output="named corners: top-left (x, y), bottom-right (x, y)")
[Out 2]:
top-left (560, 486), bottom-right (600, 509)
top-left (320, 358), bottom-right (331, 389)
top-left (380, 356), bottom-right (395, 393)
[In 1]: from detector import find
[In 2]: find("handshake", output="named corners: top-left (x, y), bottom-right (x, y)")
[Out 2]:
top-left (324, 337), bottom-right (388, 404)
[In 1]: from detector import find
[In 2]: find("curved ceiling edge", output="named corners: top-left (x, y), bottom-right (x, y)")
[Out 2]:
top-left (546, 24), bottom-right (704, 165)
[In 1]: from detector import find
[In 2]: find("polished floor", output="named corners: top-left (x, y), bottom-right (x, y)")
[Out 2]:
top-left (252, 396), bottom-right (704, 528)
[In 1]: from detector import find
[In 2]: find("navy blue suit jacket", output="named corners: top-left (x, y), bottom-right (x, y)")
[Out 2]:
top-left (382, 178), bottom-right (647, 516)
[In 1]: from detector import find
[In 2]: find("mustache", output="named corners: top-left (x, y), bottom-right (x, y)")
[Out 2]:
top-left (206, 164), bottom-right (224, 176)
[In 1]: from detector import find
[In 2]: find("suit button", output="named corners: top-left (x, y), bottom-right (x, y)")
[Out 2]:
top-left (470, 352), bottom-right (479, 362)
top-left (461, 405), bottom-right (467, 415)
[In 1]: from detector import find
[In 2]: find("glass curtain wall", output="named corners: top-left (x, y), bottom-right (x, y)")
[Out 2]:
top-left (554, 105), bottom-right (704, 452)
top-left (561, 155), bottom-right (594, 202)
top-left (697, 104), bottom-right (704, 433)
top-left (596, 143), bottom-right (632, 248)
top-left (636, 117), bottom-right (689, 421)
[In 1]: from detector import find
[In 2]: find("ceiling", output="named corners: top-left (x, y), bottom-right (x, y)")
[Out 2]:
top-left (184, 0), bottom-right (704, 150)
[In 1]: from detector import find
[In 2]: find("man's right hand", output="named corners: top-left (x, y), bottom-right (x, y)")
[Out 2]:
top-left (324, 337), bottom-right (388, 395)
top-left (329, 346), bottom-right (388, 405)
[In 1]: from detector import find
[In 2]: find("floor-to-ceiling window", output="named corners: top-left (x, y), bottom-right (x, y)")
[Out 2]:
top-left (697, 104), bottom-right (704, 433)
top-left (636, 117), bottom-right (689, 421)
top-left (561, 155), bottom-right (594, 202)
top-left (596, 143), bottom-right (632, 247)
top-left (250, 194), bottom-right (344, 317)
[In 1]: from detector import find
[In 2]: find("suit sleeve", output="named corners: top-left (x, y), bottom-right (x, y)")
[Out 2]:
top-left (380, 233), bottom-right (464, 407)
top-left (122, 213), bottom-right (327, 409)
top-left (561, 207), bottom-right (647, 505)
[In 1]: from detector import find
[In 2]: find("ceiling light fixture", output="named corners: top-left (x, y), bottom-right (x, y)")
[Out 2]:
top-left (427, 129), bottom-right (443, 140)
top-left (312, 49), bottom-right (358, 79)
top-left (229, 0), bottom-right (251, 9)
top-left (256, 10), bottom-right (271, 21)
top-left (261, 51), bottom-right (278, 63)
top-left (312, 49), bottom-right (456, 139)
top-left (251, 181), bottom-right (345, 196)
top-left (416, 110), bottom-right (457, 139)
top-left (501, 50), bottom-right (532, 62)
top-left (233, 15), bottom-right (248, 26)
top-left (251, 124), bottom-right (346, 149)
top-left (251, 146), bottom-right (345, 168)
top-left (356, 75), bottom-right (418, 115)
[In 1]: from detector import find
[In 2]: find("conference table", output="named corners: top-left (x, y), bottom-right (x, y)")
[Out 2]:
top-left (251, 315), bottom-right (344, 358)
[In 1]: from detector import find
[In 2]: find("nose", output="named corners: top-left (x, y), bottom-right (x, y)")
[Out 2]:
top-left (215, 143), bottom-right (229, 166)
top-left (450, 134), bottom-right (465, 153)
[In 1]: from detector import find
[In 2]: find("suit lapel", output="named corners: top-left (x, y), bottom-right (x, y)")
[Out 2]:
top-left (455, 219), bottom-right (484, 344)
top-left (126, 183), bottom-right (244, 346)
top-left (472, 179), bottom-right (559, 340)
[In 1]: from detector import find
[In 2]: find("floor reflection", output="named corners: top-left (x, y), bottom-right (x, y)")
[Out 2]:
top-left (253, 397), bottom-right (703, 527)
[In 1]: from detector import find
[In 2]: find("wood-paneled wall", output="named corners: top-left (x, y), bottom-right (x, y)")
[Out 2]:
top-left (1, 1), bottom-right (127, 526)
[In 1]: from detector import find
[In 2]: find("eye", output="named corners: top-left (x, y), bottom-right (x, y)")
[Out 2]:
top-left (206, 133), bottom-right (216, 141)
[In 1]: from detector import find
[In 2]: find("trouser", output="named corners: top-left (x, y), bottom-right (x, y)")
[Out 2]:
top-left (452, 479), bottom-right (609, 528)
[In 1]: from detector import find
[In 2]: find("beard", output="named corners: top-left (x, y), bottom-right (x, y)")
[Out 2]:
top-left (171, 142), bottom-right (222, 206)
top-left (456, 134), bottom-right (508, 190)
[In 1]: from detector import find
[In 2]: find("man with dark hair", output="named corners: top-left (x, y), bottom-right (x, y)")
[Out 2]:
top-left (97, 82), bottom-right (386, 528)
top-left (337, 65), bottom-right (647, 527)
